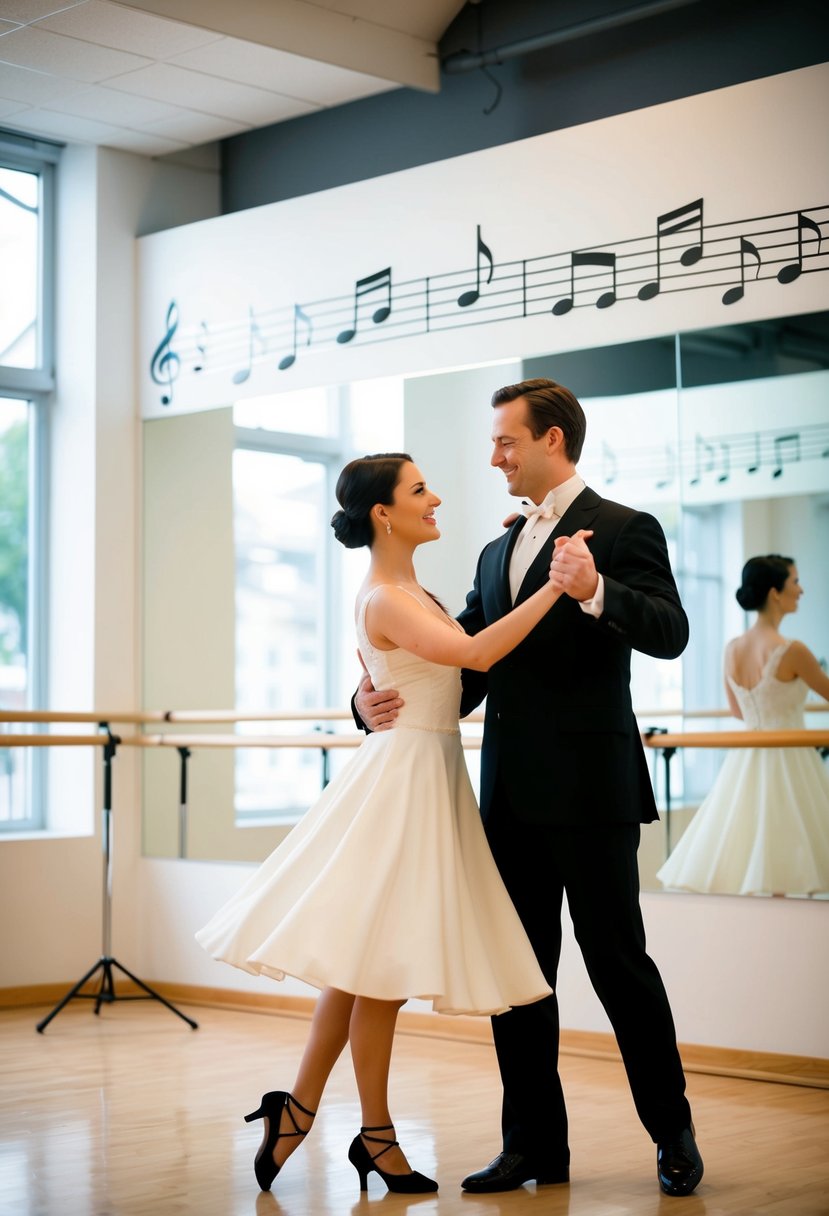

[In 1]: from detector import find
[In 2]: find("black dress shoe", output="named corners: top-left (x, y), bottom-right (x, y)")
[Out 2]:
top-left (461, 1152), bottom-right (569, 1193)
top-left (657, 1127), bottom-right (704, 1196)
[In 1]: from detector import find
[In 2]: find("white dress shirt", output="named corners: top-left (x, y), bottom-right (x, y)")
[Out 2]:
top-left (508, 473), bottom-right (604, 618)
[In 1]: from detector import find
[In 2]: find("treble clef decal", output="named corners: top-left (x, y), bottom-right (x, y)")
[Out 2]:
top-left (149, 301), bottom-right (181, 406)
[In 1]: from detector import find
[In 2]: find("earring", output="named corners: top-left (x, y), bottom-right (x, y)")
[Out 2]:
top-left (385, 520), bottom-right (392, 536)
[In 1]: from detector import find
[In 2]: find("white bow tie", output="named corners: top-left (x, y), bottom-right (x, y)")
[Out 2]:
top-left (520, 492), bottom-right (557, 528)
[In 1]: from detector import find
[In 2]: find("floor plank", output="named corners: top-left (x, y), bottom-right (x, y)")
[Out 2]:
top-left (1, 1003), bottom-right (827, 1215)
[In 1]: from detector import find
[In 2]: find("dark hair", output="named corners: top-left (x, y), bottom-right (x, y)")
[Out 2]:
top-left (491, 377), bottom-right (587, 463)
top-left (735, 554), bottom-right (794, 611)
top-left (331, 453), bottom-right (413, 549)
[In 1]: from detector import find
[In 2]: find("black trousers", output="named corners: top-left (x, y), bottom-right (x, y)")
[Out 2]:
top-left (485, 779), bottom-right (691, 1168)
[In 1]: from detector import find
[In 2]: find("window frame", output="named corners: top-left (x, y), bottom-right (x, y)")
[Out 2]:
top-left (0, 130), bottom-right (58, 832)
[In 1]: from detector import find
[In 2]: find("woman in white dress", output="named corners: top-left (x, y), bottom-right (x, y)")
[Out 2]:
top-left (196, 453), bottom-right (591, 1196)
top-left (657, 554), bottom-right (829, 897)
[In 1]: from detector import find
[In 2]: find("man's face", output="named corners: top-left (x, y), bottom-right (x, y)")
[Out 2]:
top-left (490, 397), bottom-right (556, 503)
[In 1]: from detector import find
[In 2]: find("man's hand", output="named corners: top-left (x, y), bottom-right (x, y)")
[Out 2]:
top-left (355, 652), bottom-right (403, 732)
top-left (550, 529), bottom-right (598, 601)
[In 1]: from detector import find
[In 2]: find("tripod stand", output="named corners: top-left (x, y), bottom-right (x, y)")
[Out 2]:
top-left (36, 725), bottom-right (198, 1033)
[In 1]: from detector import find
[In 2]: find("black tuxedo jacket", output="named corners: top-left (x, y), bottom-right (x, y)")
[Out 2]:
top-left (457, 486), bottom-right (688, 826)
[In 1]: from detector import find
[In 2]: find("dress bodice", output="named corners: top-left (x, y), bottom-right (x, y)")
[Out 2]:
top-left (357, 587), bottom-right (462, 734)
top-left (726, 642), bottom-right (808, 730)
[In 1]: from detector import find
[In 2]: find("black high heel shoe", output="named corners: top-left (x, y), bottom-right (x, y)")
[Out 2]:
top-left (243, 1090), bottom-right (316, 1191)
top-left (347, 1124), bottom-right (438, 1194)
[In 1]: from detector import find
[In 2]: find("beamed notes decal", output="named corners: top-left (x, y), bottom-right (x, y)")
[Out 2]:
top-left (148, 200), bottom-right (828, 407)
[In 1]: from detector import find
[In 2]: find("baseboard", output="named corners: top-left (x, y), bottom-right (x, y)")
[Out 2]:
top-left (3, 981), bottom-right (826, 1089)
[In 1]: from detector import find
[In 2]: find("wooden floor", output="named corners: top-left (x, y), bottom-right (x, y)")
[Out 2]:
top-left (2, 1002), bottom-right (828, 1216)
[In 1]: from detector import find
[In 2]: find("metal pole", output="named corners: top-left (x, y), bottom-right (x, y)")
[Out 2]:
top-left (177, 747), bottom-right (191, 859)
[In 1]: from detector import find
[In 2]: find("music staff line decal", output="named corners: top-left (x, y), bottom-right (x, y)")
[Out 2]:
top-left (587, 422), bottom-right (829, 493)
top-left (149, 200), bottom-right (828, 406)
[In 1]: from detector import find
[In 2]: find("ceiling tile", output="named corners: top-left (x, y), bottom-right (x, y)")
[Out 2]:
top-left (0, 24), bottom-right (152, 80)
top-left (0, 1), bottom-right (87, 22)
top-left (50, 81), bottom-right (184, 124)
top-left (170, 35), bottom-right (396, 107)
top-left (5, 104), bottom-right (124, 140)
top-left (0, 59), bottom-right (88, 103)
top-left (108, 61), bottom-right (317, 123)
top-left (37, 0), bottom-right (224, 60)
top-left (0, 21), bottom-right (24, 33)
top-left (143, 110), bottom-right (247, 142)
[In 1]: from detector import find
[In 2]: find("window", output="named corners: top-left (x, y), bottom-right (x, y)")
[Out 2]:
top-left (232, 379), bottom-right (404, 823)
top-left (0, 132), bottom-right (57, 831)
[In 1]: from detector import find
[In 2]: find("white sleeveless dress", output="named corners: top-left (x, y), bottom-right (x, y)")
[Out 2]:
top-left (196, 588), bottom-right (552, 1015)
top-left (656, 642), bottom-right (829, 896)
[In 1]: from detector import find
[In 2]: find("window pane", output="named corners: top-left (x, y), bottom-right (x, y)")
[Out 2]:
top-left (233, 448), bottom-right (328, 821)
top-left (0, 167), bottom-right (39, 369)
top-left (0, 398), bottom-right (32, 826)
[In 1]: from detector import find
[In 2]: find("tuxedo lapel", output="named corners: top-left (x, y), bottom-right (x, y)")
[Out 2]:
top-left (493, 516), bottom-right (526, 616)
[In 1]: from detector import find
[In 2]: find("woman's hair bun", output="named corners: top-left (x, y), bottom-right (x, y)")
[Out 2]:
top-left (330, 507), bottom-right (371, 550)
top-left (735, 554), bottom-right (793, 611)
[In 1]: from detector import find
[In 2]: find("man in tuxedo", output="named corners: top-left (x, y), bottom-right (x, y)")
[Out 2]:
top-left (355, 378), bottom-right (703, 1197)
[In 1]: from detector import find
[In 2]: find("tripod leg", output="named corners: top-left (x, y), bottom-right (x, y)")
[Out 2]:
top-left (94, 958), bottom-right (117, 1015)
top-left (110, 958), bottom-right (198, 1029)
top-left (36, 958), bottom-right (105, 1033)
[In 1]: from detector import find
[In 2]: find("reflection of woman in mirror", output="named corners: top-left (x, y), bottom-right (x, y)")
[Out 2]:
top-left (196, 453), bottom-right (585, 1196)
top-left (657, 554), bottom-right (829, 897)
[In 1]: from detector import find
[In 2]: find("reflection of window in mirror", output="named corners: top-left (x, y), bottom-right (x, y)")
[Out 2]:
top-left (232, 380), bottom-right (403, 825)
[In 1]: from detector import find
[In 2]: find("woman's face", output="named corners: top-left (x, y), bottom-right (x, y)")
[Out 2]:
top-left (383, 461), bottom-right (442, 545)
top-left (777, 564), bottom-right (803, 615)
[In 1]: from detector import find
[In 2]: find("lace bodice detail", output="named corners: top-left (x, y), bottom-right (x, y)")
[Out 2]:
top-left (726, 642), bottom-right (808, 730)
top-left (357, 587), bottom-right (462, 734)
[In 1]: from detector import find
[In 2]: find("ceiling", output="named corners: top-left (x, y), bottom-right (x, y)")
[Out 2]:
top-left (0, 0), bottom-right (466, 158)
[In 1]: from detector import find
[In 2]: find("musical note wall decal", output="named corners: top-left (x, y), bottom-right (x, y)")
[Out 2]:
top-left (193, 320), bottom-right (209, 373)
top-left (232, 308), bottom-right (267, 385)
top-left (146, 200), bottom-right (829, 404)
top-left (279, 304), bottom-right (313, 371)
top-left (722, 236), bottom-right (762, 305)
top-left (149, 300), bottom-right (180, 406)
top-left (553, 251), bottom-right (617, 315)
top-left (746, 433), bottom-right (761, 474)
top-left (777, 211), bottom-right (822, 284)
top-left (655, 445), bottom-right (675, 490)
top-left (337, 267), bottom-right (392, 344)
top-left (457, 226), bottom-right (494, 308)
top-left (638, 198), bottom-right (704, 301)
top-left (772, 432), bottom-right (801, 477)
top-left (579, 423), bottom-right (829, 496)
top-left (690, 434), bottom-right (716, 485)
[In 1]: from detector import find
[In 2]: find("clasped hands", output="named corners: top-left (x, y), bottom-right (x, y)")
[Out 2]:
top-left (549, 528), bottom-right (598, 601)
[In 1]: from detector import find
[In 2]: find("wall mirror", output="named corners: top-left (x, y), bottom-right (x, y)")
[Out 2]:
top-left (141, 311), bottom-right (829, 897)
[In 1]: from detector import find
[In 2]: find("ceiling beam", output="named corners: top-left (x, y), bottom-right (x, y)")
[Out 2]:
top-left (121, 0), bottom-right (441, 92)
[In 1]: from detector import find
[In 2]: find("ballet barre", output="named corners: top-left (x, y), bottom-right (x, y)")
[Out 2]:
top-left (643, 728), bottom-right (829, 855)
